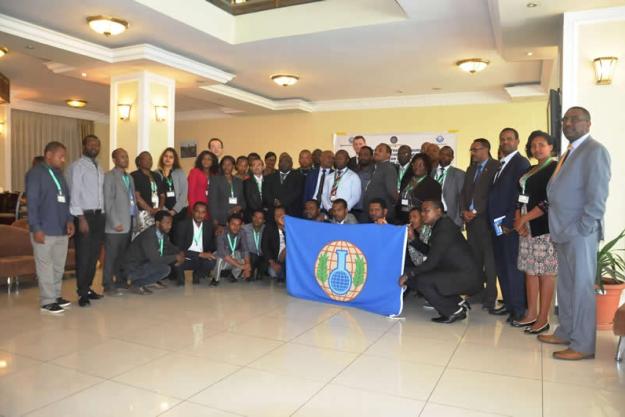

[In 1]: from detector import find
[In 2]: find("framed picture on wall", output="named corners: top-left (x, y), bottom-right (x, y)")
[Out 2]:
top-left (180, 141), bottom-right (197, 158)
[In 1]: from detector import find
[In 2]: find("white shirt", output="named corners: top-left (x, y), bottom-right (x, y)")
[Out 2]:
top-left (188, 220), bottom-right (204, 253)
top-left (278, 228), bottom-right (286, 255)
top-left (253, 175), bottom-right (263, 196)
top-left (435, 165), bottom-right (450, 211)
top-left (567, 132), bottom-right (590, 156)
top-left (312, 167), bottom-right (332, 200)
top-left (321, 168), bottom-right (362, 211)
top-left (493, 150), bottom-right (518, 183)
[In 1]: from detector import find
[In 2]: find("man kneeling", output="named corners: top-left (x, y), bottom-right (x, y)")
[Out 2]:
top-left (125, 211), bottom-right (184, 294)
top-left (211, 213), bottom-right (251, 286)
top-left (174, 202), bottom-right (216, 286)
top-left (399, 200), bottom-right (481, 323)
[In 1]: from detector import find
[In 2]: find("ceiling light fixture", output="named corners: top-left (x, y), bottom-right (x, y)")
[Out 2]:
top-left (526, 51), bottom-right (534, 56)
top-left (81, 72), bottom-right (87, 77)
top-left (87, 15), bottom-right (129, 36)
top-left (526, 2), bottom-right (539, 8)
top-left (593, 56), bottom-right (618, 85)
top-left (456, 58), bottom-right (490, 74)
top-left (66, 99), bottom-right (87, 108)
top-left (0, 47), bottom-right (8, 58)
top-left (271, 74), bottom-right (299, 87)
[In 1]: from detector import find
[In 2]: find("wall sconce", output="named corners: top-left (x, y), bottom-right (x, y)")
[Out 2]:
top-left (593, 56), bottom-right (618, 85)
top-left (154, 105), bottom-right (168, 122)
top-left (117, 104), bottom-right (132, 121)
top-left (0, 121), bottom-right (4, 134)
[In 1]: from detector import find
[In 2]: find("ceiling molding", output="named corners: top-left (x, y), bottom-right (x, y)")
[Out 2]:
top-left (201, 84), bottom-right (314, 112)
top-left (175, 109), bottom-right (235, 121)
top-left (0, 13), bottom-right (235, 84)
top-left (11, 99), bottom-right (109, 123)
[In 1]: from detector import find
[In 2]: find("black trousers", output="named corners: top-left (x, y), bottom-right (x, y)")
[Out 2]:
top-left (466, 216), bottom-right (497, 308)
top-left (173, 251), bottom-right (215, 284)
top-left (103, 232), bottom-right (131, 290)
top-left (493, 232), bottom-right (526, 316)
top-left (74, 212), bottom-right (105, 297)
top-left (408, 273), bottom-right (463, 317)
top-left (249, 253), bottom-right (265, 276)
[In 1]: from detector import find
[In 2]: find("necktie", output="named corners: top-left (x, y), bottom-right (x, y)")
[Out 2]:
top-left (552, 144), bottom-right (573, 178)
top-left (331, 169), bottom-right (343, 196)
top-left (436, 167), bottom-right (445, 184)
top-left (493, 160), bottom-right (506, 183)
top-left (316, 169), bottom-right (327, 201)
top-left (473, 163), bottom-right (484, 183)
top-left (280, 172), bottom-right (287, 184)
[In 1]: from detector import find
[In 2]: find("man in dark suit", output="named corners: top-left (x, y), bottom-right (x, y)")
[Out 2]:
top-left (432, 146), bottom-right (465, 228)
top-left (399, 200), bottom-right (482, 323)
top-left (173, 202), bottom-right (216, 286)
top-left (262, 206), bottom-right (287, 283)
top-left (460, 138), bottom-right (500, 310)
top-left (488, 128), bottom-right (531, 321)
top-left (263, 153), bottom-right (305, 219)
top-left (363, 143), bottom-right (398, 223)
top-left (348, 135), bottom-right (366, 171)
top-left (243, 157), bottom-right (266, 222)
top-left (303, 150), bottom-right (334, 203)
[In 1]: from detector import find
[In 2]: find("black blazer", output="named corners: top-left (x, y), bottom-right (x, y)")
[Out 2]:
top-left (411, 176), bottom-right (442, 207)
top-left (460, 158), bottom-right (500, 217)
top-left (263, 171), bottom-right (305, 218)
top-left (396, 164), bottom-right (414, 194)
top-left (174, 218), bottom-right (216, 253)
top-left (487, 152), bottom-right (531, 229)
top-left (243, 176), bottom-right (265, 221)
top-left (405, 216), bottom-right (481, 296)
top-left (518, 161), bottom-right (557, 237)
top-left (261, 222), bottom-right (282, 263)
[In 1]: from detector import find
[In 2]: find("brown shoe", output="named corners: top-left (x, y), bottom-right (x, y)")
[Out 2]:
top-left (537, 334), bottom-right (569, 345)
top-left (553, 348), bottom-right (595, 361)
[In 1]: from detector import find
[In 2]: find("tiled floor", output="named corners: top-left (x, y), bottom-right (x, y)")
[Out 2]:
top-left (1, 274), bottom-right (624, 417)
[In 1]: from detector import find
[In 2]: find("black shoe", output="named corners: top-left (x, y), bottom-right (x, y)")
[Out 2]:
top-left (56, 297), bottom-right (71, 308)
top-left (431, 310), bottom-right (467, 324)
top-left (41, 303), bottom-right (64, 314)
top-left (87, 290), bottom-right (102, 300)
top-left (524, 323), bottom-right (550, 334)
top-left (228, 276), bottom-right (238, 283)
top-left (209, 279), bottom-right (219, 287)
top-left (512, 319), bottom-right (536, 328)
top-left (489, 306), bottom-right (509, 316)
top-left (78, 296), bottom-right (91, 307)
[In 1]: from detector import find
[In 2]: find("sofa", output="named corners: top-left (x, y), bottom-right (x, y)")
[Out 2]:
top-left (0, 224), bottom-right (75, 292)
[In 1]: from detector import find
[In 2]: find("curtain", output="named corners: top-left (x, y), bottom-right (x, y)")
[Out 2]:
top-left (11, 110), bottom-right (94, 191)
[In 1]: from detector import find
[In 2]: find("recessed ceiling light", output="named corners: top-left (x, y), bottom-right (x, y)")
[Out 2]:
top-left (271, 74), bottom-right (299, 87)
top-left (0, 47), bottom-right (7, 58)
top-left (456, 58), bottom-right (490, 74)
top-left (526, 2), bottom-right (538, 8)
top-left (432, 87), bottom-right (442, 91)
top-left (87, 15), bottom-right (128, 36)
top-left (81, 72), bottom-right (87, 77)
top-left (25, 44), bottom-right (34, 50)
top-left (526, 51), bottom-right (534, 56)
top-left (66, 99), bottom-right (87, 108)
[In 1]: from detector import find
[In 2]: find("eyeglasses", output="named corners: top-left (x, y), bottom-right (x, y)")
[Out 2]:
top-left (469, 147), bottom-right (485, 152)
top-left (561, 116), bottom-right (589, 123)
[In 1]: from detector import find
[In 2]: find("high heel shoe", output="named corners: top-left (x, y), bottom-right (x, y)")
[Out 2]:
top-left (511, 319), bottom-right (536, 328)
top-left (524, 323), bottom-right (550, 334)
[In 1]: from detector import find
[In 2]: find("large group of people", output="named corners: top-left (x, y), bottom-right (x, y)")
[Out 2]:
top-left (25, 106), bottom-right (611, 361)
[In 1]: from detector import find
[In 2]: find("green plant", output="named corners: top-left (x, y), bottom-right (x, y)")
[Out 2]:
top-left (596, 229), bottom-right (625, 290)
top-left (353, 255), bottom-right (366, 288)
top-left (317, 253), bottom-right (328, 283)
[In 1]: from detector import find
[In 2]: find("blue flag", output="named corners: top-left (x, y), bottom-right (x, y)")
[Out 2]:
top-left (285, 216), bottom-right (407, 316)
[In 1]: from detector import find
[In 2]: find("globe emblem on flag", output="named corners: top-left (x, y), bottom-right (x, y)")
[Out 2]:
top-left (314, 240), bottom-right (368, 302)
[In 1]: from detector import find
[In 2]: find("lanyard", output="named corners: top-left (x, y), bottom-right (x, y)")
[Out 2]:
top-left (252, 230), bottom-right (260, 252)
top-left (228, 180), bottom-right (234, 198)
top-left (122, 174), bottom-right (130, 190)
top-left (520, 157), bottom-right (553, 194)
top-left (192, 223), bottom-right (203, 247)
top-left (436, 168), bottom-right (447, 185)
top-left (404, 175), bottom-right (426, 196)
top-left (158, 237), bottom-right (164, 256)
top-left (165, 176), bottom-right (173, 191)
top-left (397, 165), bottom-right (408, 190)
top-left (150, 180), bottom-right (157, 194)
top-left (226, 234), bottom-right (238, 254)
top-left (47, 167), bottom-right (63, 195)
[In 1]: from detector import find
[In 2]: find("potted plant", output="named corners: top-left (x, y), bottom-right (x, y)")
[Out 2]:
top-left (596, 229), bottom-right (625, 330)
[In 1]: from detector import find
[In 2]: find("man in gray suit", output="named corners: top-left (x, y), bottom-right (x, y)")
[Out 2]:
top-left (363, 143), bottom-right (398, 223)
top-left (103, 148), bottom-right (137, 295)
top-left (433, 146), bottom-right (465, 228)
top-left (539, 106), bottom-right (611, 360)
top-left (460, 139), bottom-right (500, 310)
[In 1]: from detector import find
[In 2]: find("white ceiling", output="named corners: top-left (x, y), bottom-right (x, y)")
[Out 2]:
top-left (0, 0), bottom-right (624, 118)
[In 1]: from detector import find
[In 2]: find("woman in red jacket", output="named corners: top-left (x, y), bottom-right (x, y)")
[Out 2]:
top-left (187, 150), bottom-right (218, 218)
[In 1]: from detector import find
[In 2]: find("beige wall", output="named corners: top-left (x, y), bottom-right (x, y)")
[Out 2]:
top-left (577, 20), bottom-right (625, 242)
top-left (175, 100), bottom-right (548, 172)
top-left (94, 121), bottom-right (110, 170)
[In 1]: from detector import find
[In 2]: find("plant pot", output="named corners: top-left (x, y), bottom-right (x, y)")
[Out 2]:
top-left (596, 282), bottom-right (625, 330)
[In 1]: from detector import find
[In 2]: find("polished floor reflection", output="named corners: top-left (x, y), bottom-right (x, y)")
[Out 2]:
top-left (0, 274), bottom-right (623, 417)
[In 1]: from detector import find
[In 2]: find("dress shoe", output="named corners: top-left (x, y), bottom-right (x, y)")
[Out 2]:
top-left (78, 296), bottom-right (91, 307)
top-left (431, 309), bottom-right (467, 324)
top-left (209, 279), bottom-right (219, 287)
top-left (56, 297), bottom-right (71, 307)
top-left (459, 299), bottom-right (471, 311)
top-left (537, 334), bottom-right (569, 345)
top-left (553, 348), bottom-right (595, 361)
top-left (130, 286), bottom-right (153, 295)
top-left (87, 290), bottom-right (102, 300)
top-left (511, 319), bottom-right (536, 328)
top-left (489, 305), bottom-right (509, 316)
top-left (525, 323), bottom-right (550, 334)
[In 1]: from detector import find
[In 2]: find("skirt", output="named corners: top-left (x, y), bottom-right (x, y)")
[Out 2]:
top-left (518, 232), bottom-right (558, 276)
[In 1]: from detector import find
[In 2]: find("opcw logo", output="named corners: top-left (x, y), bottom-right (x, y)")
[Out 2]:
top-left (314, 240), bottom-right (368, 302)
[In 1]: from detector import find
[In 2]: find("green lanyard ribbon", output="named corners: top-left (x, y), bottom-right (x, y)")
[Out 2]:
top-left (397, 165), bottom-right (408, 190)
top-left (252, 230), bottom-right (260, 252)
top-left (226, 234), bottom-right (238, 254)
top-left (192, 223), bottom-right (203, 247)
top-left (520, 157), bottom-right (553, 194)
top-left (158, 237), bottom-right (164, 256)
top-left (47, 167), bottom-right (63, 195)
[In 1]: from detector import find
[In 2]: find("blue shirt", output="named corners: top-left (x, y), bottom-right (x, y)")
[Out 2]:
top-left (26, 163), bottom-right (72, 235)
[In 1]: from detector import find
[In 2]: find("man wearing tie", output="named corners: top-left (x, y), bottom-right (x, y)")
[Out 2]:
top-left (321, 150), bottom-right (361, 213)
top-left (539, 107), bottom-right (611, 361)
top-left (432, 146), bottom-right (465, 228)
top-left (487, 128), bottom-right (531, 322)
top-left (460, 139), bottom-right (500, 310)
top-left (303, 150), bottom-right (334, 203)
top-left (263, 153), bottom-right (304, 218)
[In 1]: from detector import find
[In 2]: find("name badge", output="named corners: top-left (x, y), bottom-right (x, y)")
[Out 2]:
top-left (166, 191), bottom-right (175, 198)
top-left (57, 195), bottom-right (66, 203)
top-left (151, 194), bottom-right (159, 206)
top-left (401, 198), bottom-right (409, 206)
top-left (518, 195), bottom-right (530, 204)
top-left (228, 197), bottom-right (238, 205)
top-left (330, 195), bottom-right (336, 202)
top-left (205, 190), bottom-right (208, 196)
